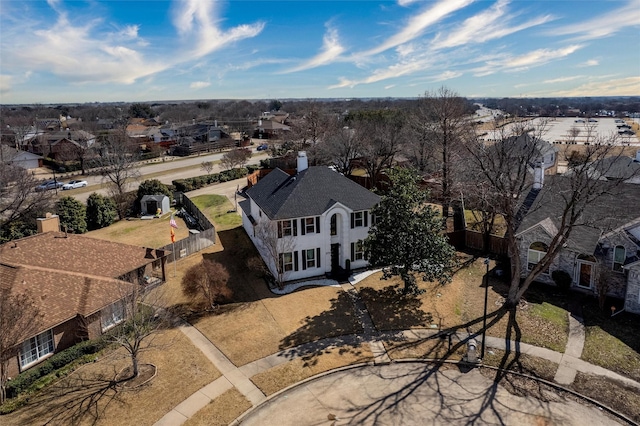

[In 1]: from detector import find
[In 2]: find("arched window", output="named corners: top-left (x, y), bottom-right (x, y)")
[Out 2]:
top-left (613, 245), bottom-right (625, 272)
top-left (528, 241), bottom-right (549, 272)
top-left (330, 214), bottom-right (337, 236)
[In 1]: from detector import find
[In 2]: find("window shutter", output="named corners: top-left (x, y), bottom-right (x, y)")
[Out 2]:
top-left (364, 211), bottom-right (368, 227)
top-left (317, 248), bottom-right (321, 268)
top-left (293, 220), bottom-right (298, 236)
top-left (351, 242), bottom-right (355, 262)
top-left (300, 218), bottom-right (306, 235)
top-left (294, 251), bottom-right (299, 271)
top-left (302, 250), bottom-right (307, 270)
top-left (350, 213), bottom-right (355, 228)
top-left (316, 217), bottom-right (320, 233)
top-left (278, 253), bottom-right (283, 272)
top-left (277, 221), bottom-right (283, 238)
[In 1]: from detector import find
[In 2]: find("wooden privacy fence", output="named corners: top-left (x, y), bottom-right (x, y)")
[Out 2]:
top-left (160, 192), bottom-right (216, 262)
top-left (447, 230), bottom-right (508, 256)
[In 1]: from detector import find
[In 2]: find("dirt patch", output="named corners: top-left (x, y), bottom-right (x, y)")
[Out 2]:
top-left (250, 343), bottom-right (373, 396)
top-left (184, 388), bottom-right (252, 426)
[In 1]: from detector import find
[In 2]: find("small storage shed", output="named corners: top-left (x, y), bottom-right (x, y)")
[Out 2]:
top-left (141, 195), bottom-right (170, 216)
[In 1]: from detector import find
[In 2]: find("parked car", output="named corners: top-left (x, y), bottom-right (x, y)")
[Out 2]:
top-left (62, 180), bottom-right (88, 190)
top-left (35, 180), bottom-right (64, 191)
top-left (256, 143), bottom-right (269, 151)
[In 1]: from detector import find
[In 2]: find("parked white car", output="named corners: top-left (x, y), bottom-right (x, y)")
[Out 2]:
top-left (62, 180), bottom-right (88, 190)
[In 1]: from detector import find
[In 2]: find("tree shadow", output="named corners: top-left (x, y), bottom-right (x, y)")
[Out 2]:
top-left (9, 365), bottom-right (128, 426)
top-left (358, 284), bottom-right (433, 331)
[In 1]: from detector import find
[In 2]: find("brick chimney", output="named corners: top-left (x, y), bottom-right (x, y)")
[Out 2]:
top-left (297, 151), bottom-right (308, 173)
top-left (37, 212), bottom-right (61, 233)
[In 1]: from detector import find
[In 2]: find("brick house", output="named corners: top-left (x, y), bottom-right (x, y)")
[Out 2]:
top-left (515, 175), bottom-right (640, 313)
top-left (0, 217), bottom-right (169, 376)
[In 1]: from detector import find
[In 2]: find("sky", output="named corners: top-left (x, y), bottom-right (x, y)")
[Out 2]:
top-left (1, 0), bottom-right (639, 104)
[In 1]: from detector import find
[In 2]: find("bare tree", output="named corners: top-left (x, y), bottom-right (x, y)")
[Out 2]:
top-left (200, 160), bottom-right (214, 175)
top-left (253, 220), bottom-right (296, 288)
top-left (107, 283), bottom-right (169, 379)
top-left (0, 165), bottom-right (54, 241)
top-left (3, 115), bottom-right (36, 150)
top-left (350, 110), bottom-right (405, 187)
top-left (411, 87), bottom-right (472, 216)
top-left (220, 148), bottom-right (251, 170)
top-left (0, 289), bottom-right (42, 404)
top-left (466, 119), bottom-right (639, 307)
top-left (95, 128), bottom-right (140, 218)
top-left (181, 259), bottom-right (232, 311)
top-left (315, 122), bottom-right (359, 175)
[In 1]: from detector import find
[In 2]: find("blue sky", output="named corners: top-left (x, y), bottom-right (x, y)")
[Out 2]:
top-left (1, 0), bottom-right (639, 104)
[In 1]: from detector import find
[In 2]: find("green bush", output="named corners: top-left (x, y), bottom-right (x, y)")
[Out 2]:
top-left (56, 196), bottom-right (87, 233)
top-left (86, 193), bottom-right (117, 230)
top-left (5, 339), bottom-right (107, 399)
top-left (172, 167), bottom-right (250, 193)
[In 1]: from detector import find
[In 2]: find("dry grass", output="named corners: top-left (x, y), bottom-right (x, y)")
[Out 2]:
top-left (481, 349), bottom-right (558, 381)
top-left (184, 388), bottom-right (252, 426)
top-left (570, 372), bottom-right (640, 423)
top-left (2, 328), bottom-right (220, 426)
top-left (86, 212), bottom-right (191, 248)
top-left (459, 258), bottom-right (569, 353)
top-left (195, 285), bottom-right (362, 366)
top-left (250, 343), bottom-right (373, 396)
top-left (357, 266), bottom-right (463, 332)
top-left (190, 194), bottom-right (242, 231)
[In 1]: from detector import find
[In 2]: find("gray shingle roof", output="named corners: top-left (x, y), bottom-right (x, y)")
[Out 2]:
top-left (516, 175), bottom-right (640, 254)
top-left (246, 167), bottom-right (381, 220)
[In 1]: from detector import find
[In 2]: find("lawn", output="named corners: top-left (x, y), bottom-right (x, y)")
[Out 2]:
top-left (581, 301), bottom-right (640, 382)
top-left (183, 389), bottom-right (251, 426)
top-left (86, 211), bottom-right (191, 248)
top-left (2, 328), bottom-right (221, 426)
top-left (190, 194), bottom-right (242, 231)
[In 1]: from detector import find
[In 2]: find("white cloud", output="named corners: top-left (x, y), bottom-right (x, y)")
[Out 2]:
top-left (552, 0), bottom-right (640, 41)
top-left (543, 75), bottom-right (584, 84)
top-left (190, 81), bottom-right (210, 89)
top-left (359, 0), bottom-right (474, 57)
top-left (172, 0), bottom-right (264, 58)
top-left (548, 76), bottom-right (640, 96)
top-left (284, 26), bottom-right (345, 73)
top-left (397, 0), bottom-right (420, 6)
top-left (431, 0), bottom-right (553, 50)
top-left (2, 0), bottom-right (264, 86)
top-left (431, 70), bottom-right (463, 81)
top-left (473, 45), bottom-right (583, 76)
top-left (579, 59), bottom-right (599, 67)
top-left (0, 74), bottom-right (12, 95)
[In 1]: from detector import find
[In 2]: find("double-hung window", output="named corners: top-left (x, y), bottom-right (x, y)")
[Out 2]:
top-left (281, 252), bottom-right (294, 272)
top-left (20, 330), bottom-right (54, 369)
top-left (527, 241), bottom-right (549, 273)
top-left (350, 211), bottom-right (369, 228)
top-left (305, 249), bottom-right (316, 268)
top-left (102, 301), bottom-right (125, 332)
top-left (301, 217), bottom-right (320, 235)
top-left (351, 240), bottom-right (365, 261)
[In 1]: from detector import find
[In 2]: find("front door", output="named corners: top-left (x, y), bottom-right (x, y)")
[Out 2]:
top-left (577, 262), bottom-right (593, 289)
top-left (330, 243), bottom-right (340, 274)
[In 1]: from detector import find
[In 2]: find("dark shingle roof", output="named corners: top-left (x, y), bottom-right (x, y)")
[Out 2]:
top-left (516, 175), bottom-right (640, 254)
top-left (246, 167), bottom-right (381, 220)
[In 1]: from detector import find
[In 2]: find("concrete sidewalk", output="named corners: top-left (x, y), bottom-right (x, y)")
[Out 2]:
top-left (154, 275), bottom-right (640, 426)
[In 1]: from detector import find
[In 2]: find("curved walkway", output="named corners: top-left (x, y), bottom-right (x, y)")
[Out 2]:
top-left (155, 276), bottom-right (640, 426)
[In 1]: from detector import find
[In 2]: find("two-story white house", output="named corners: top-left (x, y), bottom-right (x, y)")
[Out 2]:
top-left (240, 152), bottom-right (381, 283)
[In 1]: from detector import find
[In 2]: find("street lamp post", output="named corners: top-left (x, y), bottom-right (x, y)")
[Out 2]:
top-left (481, 257), bottom-right (490, 360)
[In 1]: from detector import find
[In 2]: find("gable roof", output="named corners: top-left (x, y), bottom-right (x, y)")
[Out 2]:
top-left (0, 232), bottom-right (166, 279)
top-left (516, 175), bottom-right (640, 254)
top-left (1, 262), bottom-right (134, 341)
top-left (246, 166), bottom-right (381, 220)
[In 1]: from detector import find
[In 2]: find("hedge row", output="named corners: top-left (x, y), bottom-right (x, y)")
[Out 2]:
top-left (172, 166), bottom-right (258, 192)
top-left (5, 338), bottom-right (109, 399)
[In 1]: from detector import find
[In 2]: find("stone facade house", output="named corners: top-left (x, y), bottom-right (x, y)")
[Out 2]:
top-left (0, 216), bottom-right (169, 376)
top-left (241, 152), bottom-right (380, 283)
top-left (515, 175), bottom-right (640, 313)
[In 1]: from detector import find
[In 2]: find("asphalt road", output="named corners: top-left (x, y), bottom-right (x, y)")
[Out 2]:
top-left (49, 149), bottom-right (267, 204)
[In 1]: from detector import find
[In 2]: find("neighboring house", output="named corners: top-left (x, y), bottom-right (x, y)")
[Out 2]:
top-left (586, 152), bottom-right (640, 184)
top-left (0, 145), bottom-right (43, 169)
top-left (141, 195), bottom-right (170, 216)
top-left (515, 175), bottom-right (640, 314)
top-left (0, 214), bottom-right (169, 375)
top-left (254, 119), bottom-right (291, 139)
top-left (240, 152), bottom-right (380, 282)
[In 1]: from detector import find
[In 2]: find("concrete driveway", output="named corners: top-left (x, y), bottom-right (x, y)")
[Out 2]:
top-left (238, 362), bottom-right (620, 426)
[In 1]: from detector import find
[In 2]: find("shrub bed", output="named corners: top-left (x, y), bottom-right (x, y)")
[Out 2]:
top-left (172, 166), bottom-right (257, 192)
